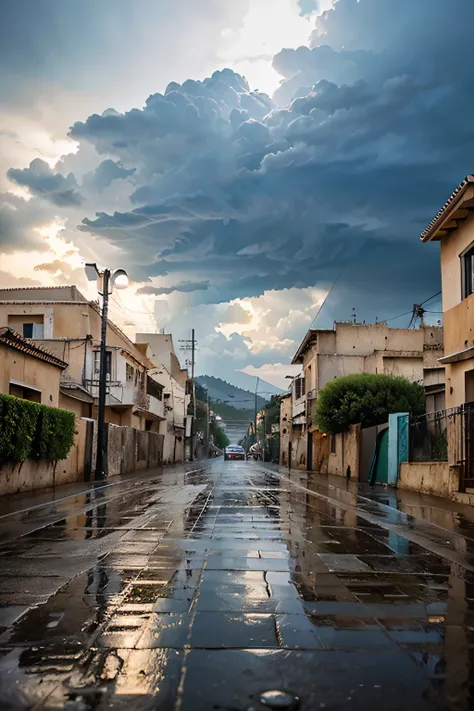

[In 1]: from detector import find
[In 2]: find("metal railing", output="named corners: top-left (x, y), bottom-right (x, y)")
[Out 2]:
top-left (408, 402), bottom-right (474, 490)
top-left (409, 409), bottom-right (449, 462)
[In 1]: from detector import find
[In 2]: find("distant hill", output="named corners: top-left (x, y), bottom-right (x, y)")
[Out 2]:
top-left (196, 375), bottom-right (280, 411)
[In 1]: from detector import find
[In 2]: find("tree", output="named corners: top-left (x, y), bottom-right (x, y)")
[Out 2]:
top-left (314, 373), bottom-right (425, 434)
top-left (211, 422), bottom-right (230, 450)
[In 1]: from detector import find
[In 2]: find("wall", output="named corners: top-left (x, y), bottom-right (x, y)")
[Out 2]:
top-left (399, 461), bottom-right (458, 498)
top-left (0, 419), bottom-right (164, 496)
top-left (440, 212), bottom-right (474, 313)
top-left (335, 322), bottom-right (423, 356)
top-left (279, 395), bottom-right (292, 466)
top-left (327, 425), bottom-right (360, 479)
top-left (445, 359), bottom-right (474, 409)
top-left (59, 392), bottom-right (91, 419)
top-left (291, 426), bottom-right (307, 469)
top-left (0, 418), bottom-right (88, 496)
top-left (0, 342), bottom-right (62, 406)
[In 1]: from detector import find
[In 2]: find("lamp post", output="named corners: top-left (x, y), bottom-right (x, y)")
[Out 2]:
top-left (85, 263), bottom-right (129, 480)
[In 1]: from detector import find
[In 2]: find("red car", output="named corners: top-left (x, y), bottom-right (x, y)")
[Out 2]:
top-left (224, 445), bottom-right (246, 461)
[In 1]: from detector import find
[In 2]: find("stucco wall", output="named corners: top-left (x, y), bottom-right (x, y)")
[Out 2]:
top-left (399, 461), bottom-right (458, 498)
top-left (279, 395), bottom-right (292, 466)
top-left (445, 360), bottom-right (474, 409)
top-left (327, 425), bottom-right (360, 479)
top-left (440, 213), bottom-right (474, 313)
top-left (0, 342), bottom-right (62, 406)
top-left (0, 417), bottom-right (88, 496)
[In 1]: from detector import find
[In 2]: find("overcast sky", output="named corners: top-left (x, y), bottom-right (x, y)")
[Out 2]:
top-left (1, 0), bottom-right (470, 389)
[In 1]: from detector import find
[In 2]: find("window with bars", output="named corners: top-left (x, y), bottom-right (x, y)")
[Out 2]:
top-left (126, 363), bottom-right (134, 382)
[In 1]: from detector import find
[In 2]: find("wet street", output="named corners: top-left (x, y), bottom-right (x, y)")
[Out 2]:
top-left (1, 460), bottom-right (474, 710)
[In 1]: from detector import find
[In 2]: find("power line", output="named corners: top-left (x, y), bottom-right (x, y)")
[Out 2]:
top-left (381, 291), bottom-right (443, 325)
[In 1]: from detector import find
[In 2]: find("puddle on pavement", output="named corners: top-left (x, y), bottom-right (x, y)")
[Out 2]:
top-left (2, 463), bottom-right (474, 708)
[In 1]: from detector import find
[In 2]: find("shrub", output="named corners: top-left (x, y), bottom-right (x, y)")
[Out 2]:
top-left (33, 406), bottom-right (76, 462)
top-left (0, 394), bottom-right (41, 462)
top-left (315, 373), bottom-right (425, 434)
top-left (0, 393), bottom-right (75, 464)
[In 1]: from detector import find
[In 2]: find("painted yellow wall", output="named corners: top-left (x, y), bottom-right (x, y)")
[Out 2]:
top-left (440, 213), bottom-right (474, 313)
top-left (437, 214), bottom-right (474, 407)
top-left (0, 342), bottom-right (62, 406)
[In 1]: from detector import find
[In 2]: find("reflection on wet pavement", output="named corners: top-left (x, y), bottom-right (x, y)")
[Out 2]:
top-left (1, 461), bottom-right (474, 708)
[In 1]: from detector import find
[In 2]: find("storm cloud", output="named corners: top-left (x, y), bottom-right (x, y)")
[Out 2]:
top-left (137, 280), bottom-right (209, 296)
top-left (7, 159), bottom-right (83, 206)
top-left (4, 0), bottom-right (473, 344)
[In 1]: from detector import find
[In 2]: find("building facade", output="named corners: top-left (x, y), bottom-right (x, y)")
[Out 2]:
top-left (283, 321), bottom-right (444, 471)
top-left (421, 175), bottom-right (474, 487)
top-left (136, 333), bottom-right (190, 464)
top-left (0, 286), bottom-right (165, 431)
top-left (0, 326), bottom-right (67, 406)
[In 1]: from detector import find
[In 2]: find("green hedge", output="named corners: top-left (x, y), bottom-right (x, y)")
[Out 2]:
top-left (0, 393), bottom-right (75, 464)
top-left (315, 373), bottom-right (425, 435)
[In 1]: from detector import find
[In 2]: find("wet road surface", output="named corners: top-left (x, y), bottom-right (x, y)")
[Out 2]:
top-left (1, 460), bottom-right (474, 709)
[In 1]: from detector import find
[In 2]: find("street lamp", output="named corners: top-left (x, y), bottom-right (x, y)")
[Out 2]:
top-left (85, 263), bottom-right (129, 480)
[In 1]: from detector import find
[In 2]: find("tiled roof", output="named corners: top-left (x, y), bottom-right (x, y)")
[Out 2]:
top-left (0, 327), bottom-right (67, 368)
top-left (420, 175), bottom-right (474, 242)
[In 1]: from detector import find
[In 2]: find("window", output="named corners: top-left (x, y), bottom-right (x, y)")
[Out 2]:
top-left (330, 434), bottom-right (336, 454)
top-left (462, 244), bottom-right (474, 300)
top-left (22, 323), bottom-right (44, 338)
top-left (294, 376), bottom-right (305, 400)
top-left (126, 363), bottom-right (134, 382)
top-left (94, 351), bottom-right (112, 376)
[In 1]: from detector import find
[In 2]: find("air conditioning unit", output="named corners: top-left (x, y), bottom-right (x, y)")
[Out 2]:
top-left (307, 388), bottom-right (318, 399)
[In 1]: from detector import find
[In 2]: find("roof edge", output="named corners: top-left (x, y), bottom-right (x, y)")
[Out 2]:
top-left (421, 175), bottom-right (474, 242)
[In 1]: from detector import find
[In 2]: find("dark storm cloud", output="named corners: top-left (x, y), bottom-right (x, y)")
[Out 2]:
top-left (7, 159), bottom-right (83, 206)
top-left (7, 0), bottom-right (474, 323)
top-left (136, 280), bottom-right (209, 296)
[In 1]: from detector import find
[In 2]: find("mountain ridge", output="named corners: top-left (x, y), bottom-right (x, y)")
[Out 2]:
top-left (196, 375), bottom-right (282, 411)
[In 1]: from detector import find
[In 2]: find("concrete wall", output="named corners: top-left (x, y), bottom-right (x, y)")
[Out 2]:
top-left (0, 341), bottom-right (63, 406)
top-left (399, 461), bottom-right (458, 498)
top-left (279, 395), bottom-right (292, 466)
top-left (0, 417), bottom-right (88, 496)
top-left (0, 417), bottom-right (164, 496)
top-left (327, 425), bottom-right (361, 479)
top-left (291, 427), bottom-right (307, 469)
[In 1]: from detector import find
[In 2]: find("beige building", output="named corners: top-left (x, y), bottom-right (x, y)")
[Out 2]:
top-left (136, 333), bottom-right (190, 464)
top-left (0, 286), bottom-right (165, 430)
top-left (0, 326), bottom-right (67, 406)
top-left (283, 321), bottom-right (444, 471)
top-left (421, 175), bottom-right (474, 408)
top-left (421, 175), bottom-right (474, 488)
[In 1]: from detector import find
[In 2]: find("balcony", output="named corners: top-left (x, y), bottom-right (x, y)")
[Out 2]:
top-left (292, 394), bottom-right (306, 425)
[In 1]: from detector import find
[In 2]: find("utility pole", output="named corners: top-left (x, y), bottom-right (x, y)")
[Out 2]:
top-left (179, 330), bottom-right (197, 461)
top-left (84, 263), bottom-right (129, 481)
top-left (96, 268), bottom-right (110, 481)
top-left (254, 376), bottom-right (260, 449)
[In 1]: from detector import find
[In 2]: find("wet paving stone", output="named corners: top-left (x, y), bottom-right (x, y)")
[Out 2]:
top-left (191, 612), bottom-right (278, 648)
top-left (179, 648), bottom-right (439, 711)
top-left (2, 461), bottom-right (474, 708)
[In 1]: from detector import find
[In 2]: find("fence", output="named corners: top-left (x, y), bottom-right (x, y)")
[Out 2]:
top-left (409, 409), bottom-right (449, 462)
top-left (409, 403), bottom-right (474, 489)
